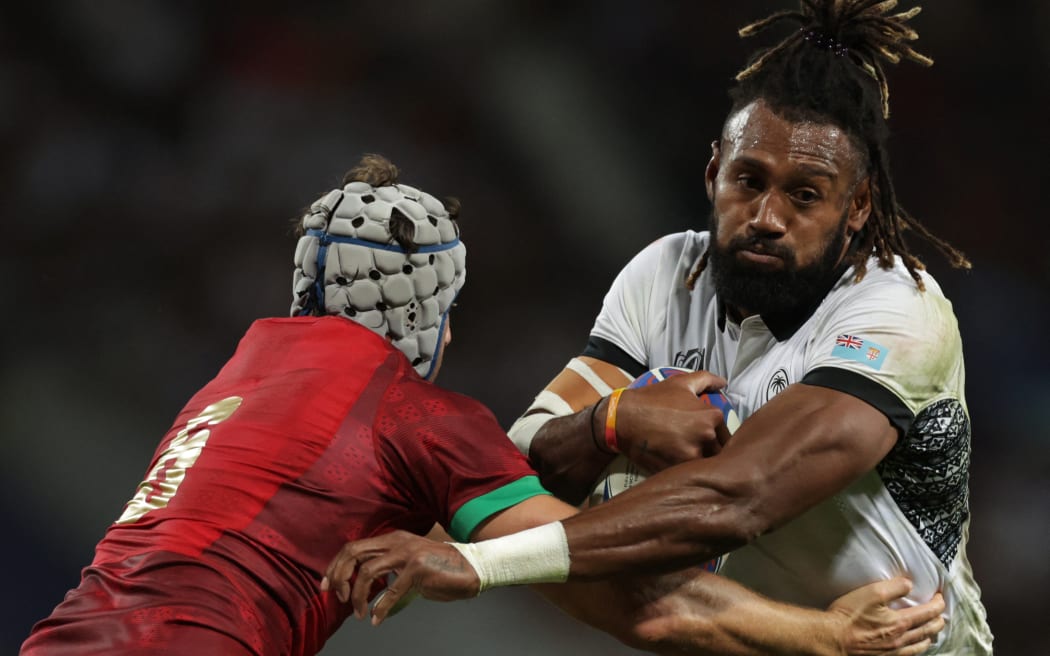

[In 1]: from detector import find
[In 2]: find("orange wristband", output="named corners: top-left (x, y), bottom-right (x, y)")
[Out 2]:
top-left (604, 387), bottom-right (626, 454)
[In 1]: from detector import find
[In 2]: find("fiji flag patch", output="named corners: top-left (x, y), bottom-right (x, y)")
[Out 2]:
top-left (831, 334), bottom-right (888, 370)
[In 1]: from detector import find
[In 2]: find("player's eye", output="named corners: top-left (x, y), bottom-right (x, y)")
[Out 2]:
top-left (737, 175), bottom-right (762, 191)
top-left (791, 188), bottom-right (820, 204)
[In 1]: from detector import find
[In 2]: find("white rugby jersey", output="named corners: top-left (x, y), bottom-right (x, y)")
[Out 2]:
top-left (584, 230), bottom-right (992, 654)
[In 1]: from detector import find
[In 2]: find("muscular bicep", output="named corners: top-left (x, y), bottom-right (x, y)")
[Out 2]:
top-left (718, 381), bottom-right (898, 530)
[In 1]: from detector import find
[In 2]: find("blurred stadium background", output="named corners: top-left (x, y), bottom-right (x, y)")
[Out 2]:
top-left (3, 1), bottom-right (1047, 654)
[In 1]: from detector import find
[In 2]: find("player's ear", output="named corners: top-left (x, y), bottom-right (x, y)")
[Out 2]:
top-left (847, 175), bottom-right (872, 235)
top-left (705, 140), bottom-right (721, 201)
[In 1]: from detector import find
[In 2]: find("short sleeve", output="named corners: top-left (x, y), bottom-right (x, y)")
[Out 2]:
top-left (802, 272), bottom-right (964, 435)
top-left (585, 235), bottom-right (686, 372)
top-left (376, 377), bottom-right (551, 541)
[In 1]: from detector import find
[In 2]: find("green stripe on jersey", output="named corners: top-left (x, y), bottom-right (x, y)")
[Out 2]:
top-left (449, 476), bottom-right (551, 542)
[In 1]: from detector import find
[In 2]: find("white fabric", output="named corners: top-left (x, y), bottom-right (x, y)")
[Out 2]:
top-left (589, 230), bottom-right (992, 654)
top-left (448, 521), bottom-right (570, 592)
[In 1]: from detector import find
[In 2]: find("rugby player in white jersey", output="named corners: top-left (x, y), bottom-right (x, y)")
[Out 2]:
top-left (325, 1), bottom-right (991, 654)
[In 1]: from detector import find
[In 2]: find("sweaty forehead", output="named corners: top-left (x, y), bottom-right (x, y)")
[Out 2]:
top-left (722, 100), bottom-right (860, 174)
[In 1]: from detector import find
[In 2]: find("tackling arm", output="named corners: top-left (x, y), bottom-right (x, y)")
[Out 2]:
top-left (325, 493), bottom-right (943, 656)
top-left (534, 570), bottom-right (942, 656)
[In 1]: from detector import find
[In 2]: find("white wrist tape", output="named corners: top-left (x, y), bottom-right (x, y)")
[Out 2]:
top-left (508, 390), bottom-right (573, 455)
top-left (447, 521), bottom-right (570, 593)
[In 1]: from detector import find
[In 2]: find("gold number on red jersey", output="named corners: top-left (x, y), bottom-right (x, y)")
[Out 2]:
top-left (116, 396), bottom-right (243, 524)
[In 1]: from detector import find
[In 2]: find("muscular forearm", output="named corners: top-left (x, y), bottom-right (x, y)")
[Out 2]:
top-left (559, 461), bottom-right (761, 579)
top-left (559, 385), bottom-right (899, 580)
top-left (535, 569), bottom-right (847, 656)
top-left (528, 402), bottom-right (615, 505)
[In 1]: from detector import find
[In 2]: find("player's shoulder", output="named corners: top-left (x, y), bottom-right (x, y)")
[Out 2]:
top-left (390, 371), bottom-right (499, 423)
top-left (835, 255), bottom-right (951, 308)
top-left (821, 256), bottom-right (960, 340)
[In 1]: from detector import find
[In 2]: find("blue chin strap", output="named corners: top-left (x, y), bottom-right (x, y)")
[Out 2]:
top-left (422, 293), bottom-right (457, 381)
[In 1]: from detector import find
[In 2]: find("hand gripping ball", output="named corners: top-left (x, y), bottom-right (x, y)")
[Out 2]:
top-left (590, 366), bottom-right (739, 572)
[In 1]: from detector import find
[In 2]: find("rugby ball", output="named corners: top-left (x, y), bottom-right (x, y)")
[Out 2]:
top-left (590, 366), bottom-right (739, 572)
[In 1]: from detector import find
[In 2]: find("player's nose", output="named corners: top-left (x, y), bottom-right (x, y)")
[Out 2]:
top-left (749, 192), bottom-right (788, 236)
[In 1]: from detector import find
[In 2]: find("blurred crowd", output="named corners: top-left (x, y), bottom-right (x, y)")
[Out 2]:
top-left (3, 2), bottom-right (1047, 654)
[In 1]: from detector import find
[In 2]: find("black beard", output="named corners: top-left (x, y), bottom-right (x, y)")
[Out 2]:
top-left (709, 211), bottom-right (848, 318)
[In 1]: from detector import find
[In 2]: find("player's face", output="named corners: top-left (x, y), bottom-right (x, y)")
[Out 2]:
top-left (704, 100), bottom-right (871, 318)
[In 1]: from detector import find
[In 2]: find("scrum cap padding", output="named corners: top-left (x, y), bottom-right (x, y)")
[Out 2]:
top-left (291, 181), bottom-right (466, 378)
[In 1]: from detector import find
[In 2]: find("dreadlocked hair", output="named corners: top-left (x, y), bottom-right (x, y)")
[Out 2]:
top-left (688, 0), bottom-right (969, 292)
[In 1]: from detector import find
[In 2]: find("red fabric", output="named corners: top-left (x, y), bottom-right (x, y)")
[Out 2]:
top-left (22, 317), bottom-right (536, 656)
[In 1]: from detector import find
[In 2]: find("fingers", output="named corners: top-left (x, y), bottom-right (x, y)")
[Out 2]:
top-left (676, 370), bottom-right (728, 394)
top-left (370, 589), bottom-right (393, 625)
top-left (370, 577), bottom-right (420, 625)
top-left (322, 532), bottom-right (412, 617)
top-left (324, 535), bottom-right (394, 595)
top-left (892, 638), bottom-right (933, 656)
top-left (863, 578), bottom-right (945, 637)
top-left (873, 586), bottom-right (946, 654)
top-left (713, 421), bottom-right (732, 448)
top-left (323, 543), bottom-right (362, 604)
top-left (898, 592), bottom-right (945, 627)
top-left (617, 369), bottom-right (731, 469)
top-left (699, 430), bottom-right (723, 457)
top-left (893, 614), bottom-right (945, 649)
top-left (371, 586), bottom-right (405, 625)
top-left (871, 575), bottom-right (914, 604)
top-left (325, 577), bottom-right (351, 607)
top-left (350, 553), bottom-right (402, 618)
top-left (889, 594), bottom-right (945, 656)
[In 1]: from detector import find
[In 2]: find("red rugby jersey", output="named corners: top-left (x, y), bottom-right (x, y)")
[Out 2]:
top-left (22, 317), bottom-right (547, 656)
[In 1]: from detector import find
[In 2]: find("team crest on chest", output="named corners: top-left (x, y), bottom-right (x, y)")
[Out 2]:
top-left (673, 347), bottom-right (705, 371)
top-left (766, 368), bottom-right (789, 401)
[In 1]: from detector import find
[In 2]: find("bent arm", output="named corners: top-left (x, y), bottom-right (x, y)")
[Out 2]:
top-left (536, 569), bottom-right (854, 656)
top-left (536, 572), bottom-right (823, 656)
top-left (539, 572), bottom-right (941, 656)
top-left (508, 356), bottom-right (632, 503)
top-left (511, 357), bottom-right (730, 505)
top-left (561, 382), bottom-right (899, 578)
